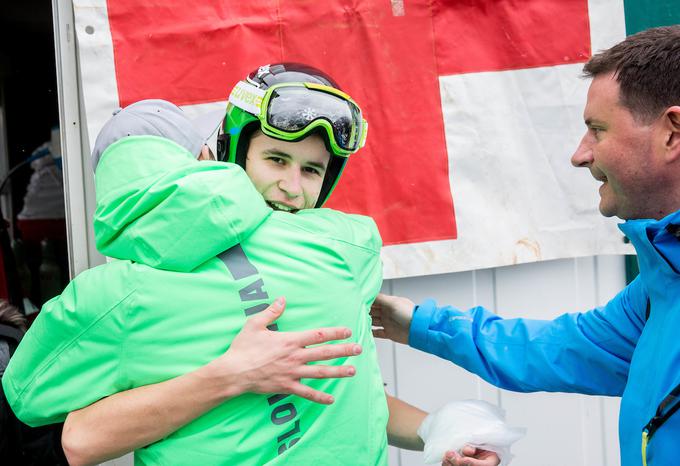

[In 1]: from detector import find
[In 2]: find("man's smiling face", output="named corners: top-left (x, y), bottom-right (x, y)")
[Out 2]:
top-left (570, 72), bottom-right (662, 220)
top-left (245, 130), bottom-right (330, 212)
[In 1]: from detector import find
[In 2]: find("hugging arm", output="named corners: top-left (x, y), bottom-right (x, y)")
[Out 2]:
top-left (61, 299), bottom-right (360, 466)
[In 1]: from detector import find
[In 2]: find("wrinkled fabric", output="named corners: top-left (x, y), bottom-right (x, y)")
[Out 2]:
top-left (94, 136), bottom-right (271, 272)
top-left (4, 136), bottom-right (388, 465)
top-left (410, 210), bottom-right (680, 466)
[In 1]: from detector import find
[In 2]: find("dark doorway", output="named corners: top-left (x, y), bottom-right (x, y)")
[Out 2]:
top-left (0, 1), bottom-right (68, 314)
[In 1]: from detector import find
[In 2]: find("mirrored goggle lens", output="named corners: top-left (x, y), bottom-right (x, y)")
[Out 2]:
top-left (266, 87), bottom-right (363, 152)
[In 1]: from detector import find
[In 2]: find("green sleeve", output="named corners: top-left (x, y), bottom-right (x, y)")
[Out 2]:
top-left (297, 209), bottom-right (383, 305)
top-left (2, 264), bottom-right (132, 427)
top-left (338, 213), bottom-right (383, 306)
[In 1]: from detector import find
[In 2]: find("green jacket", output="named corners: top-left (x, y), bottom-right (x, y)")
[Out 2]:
top-left (3, 136), bottom-right (388, 465)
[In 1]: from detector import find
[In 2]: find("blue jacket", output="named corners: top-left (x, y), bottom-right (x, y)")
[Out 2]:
top-left (410, 210), bottom-right (680, 466)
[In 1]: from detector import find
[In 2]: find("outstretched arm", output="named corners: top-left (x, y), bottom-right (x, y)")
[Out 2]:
top-left (62, 298), bottom-right (361, 466)
top-left (386, 394), bottom-right (500, 466)
top-left (372, 284), bottom-right (643, 395)
top-left (386, 394), bottom-right (426, 450)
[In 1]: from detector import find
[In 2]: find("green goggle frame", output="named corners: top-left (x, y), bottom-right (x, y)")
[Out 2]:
top-left (227, 81), bottom-right (368, 157)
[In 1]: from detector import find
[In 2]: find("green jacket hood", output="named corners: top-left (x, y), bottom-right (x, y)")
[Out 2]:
top-left (93, 136), bottom-right (271, 272)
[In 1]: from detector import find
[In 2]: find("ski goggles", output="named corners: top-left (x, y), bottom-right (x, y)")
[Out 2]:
top-left (228, 81), bottom-right (368, 156)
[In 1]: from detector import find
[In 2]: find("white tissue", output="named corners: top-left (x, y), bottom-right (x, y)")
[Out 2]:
top-left (417, 400), bottom-right (526, 465)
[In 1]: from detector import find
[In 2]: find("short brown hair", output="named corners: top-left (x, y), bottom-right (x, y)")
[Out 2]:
top-left (583, 25), bottom-right (680, 122)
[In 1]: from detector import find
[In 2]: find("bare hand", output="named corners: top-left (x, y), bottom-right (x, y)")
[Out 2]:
top-left (442, 446), bottom-right (501, 466)
top-left (207, 297), bottom-right (361, 405)
top-left (370, 293), bottom-right (415, 344)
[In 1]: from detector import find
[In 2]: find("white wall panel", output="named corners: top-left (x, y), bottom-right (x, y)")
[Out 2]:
top-left (379, 256), bottom-right (625, 466)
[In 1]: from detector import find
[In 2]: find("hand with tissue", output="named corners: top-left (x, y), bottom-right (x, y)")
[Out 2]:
top-left (417, 400), bottom-right (526, 466)
top-left (442, 446), bottom-right (501, 466)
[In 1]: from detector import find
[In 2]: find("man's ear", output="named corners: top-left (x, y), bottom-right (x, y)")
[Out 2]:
top-left (663, 106), bottom-right (680, 162)
top-left (197, 145), bottom-right (215, 161)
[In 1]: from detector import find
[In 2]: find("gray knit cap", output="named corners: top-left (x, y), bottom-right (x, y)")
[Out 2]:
top-left (91, 99), bottom-right (204, 171)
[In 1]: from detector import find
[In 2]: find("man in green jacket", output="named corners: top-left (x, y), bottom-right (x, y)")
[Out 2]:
top-left (4, 100), bottom-right (388, 466)
top-left (4, 65), bottom-right (498, 466)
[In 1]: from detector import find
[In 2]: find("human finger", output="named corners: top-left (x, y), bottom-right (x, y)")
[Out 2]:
top-left (441, 451), bottom-right (460, 466)
top-left (442, 451), bottom-right (469, 466)
top-left (287, 382), bottom-right (335, 405)
top-left (372, 328), bottom-right (387, 339)
top-left (245, 297), bottom-right (286, 329)
top-left (445, 454), bottom-right (497, 466)
top-left (300, 342), bottom-right (362, 363)
top-left (460, 446), bottom-right (477, 456)
top-left (459, 446), bottom-right (499, 466)
top-left (454, 459), bottom-right (494, 466)
top-left (293, 326), bottom-right (352, 346)
top-left (297, 364), bottom-right (357, 379)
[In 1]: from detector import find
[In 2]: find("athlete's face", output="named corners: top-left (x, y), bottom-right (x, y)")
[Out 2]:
top-left (245, 130), bottom-right (330, 212)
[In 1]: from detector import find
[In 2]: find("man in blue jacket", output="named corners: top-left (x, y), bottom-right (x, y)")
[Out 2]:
top-left (371, 25), bottom-right (680, 466)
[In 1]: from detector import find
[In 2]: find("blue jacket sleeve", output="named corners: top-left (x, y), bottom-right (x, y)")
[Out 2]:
top-left (409, 276), bottom-right (648, 395)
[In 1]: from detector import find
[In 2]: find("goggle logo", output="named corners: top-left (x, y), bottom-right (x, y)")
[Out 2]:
top-left (300, 107), bottom-right (318, 121)
top-left (229, 81), bottom-right (266, 115)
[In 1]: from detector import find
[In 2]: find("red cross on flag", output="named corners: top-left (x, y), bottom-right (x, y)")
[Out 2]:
top-left (72, 0), bottom-right (632, 278)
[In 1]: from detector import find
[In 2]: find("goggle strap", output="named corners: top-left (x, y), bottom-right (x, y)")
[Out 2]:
top-left (360, 120), bottom-right (368, 149)
top-left (228, 81), bottom-right (266, 115)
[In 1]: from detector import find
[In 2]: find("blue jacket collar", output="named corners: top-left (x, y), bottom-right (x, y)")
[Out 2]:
top-left (619, 209), bottom-right (680, 276)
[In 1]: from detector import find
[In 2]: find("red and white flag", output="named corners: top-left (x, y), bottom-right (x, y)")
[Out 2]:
top-left (72, 0), bottom-right (633, 279)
